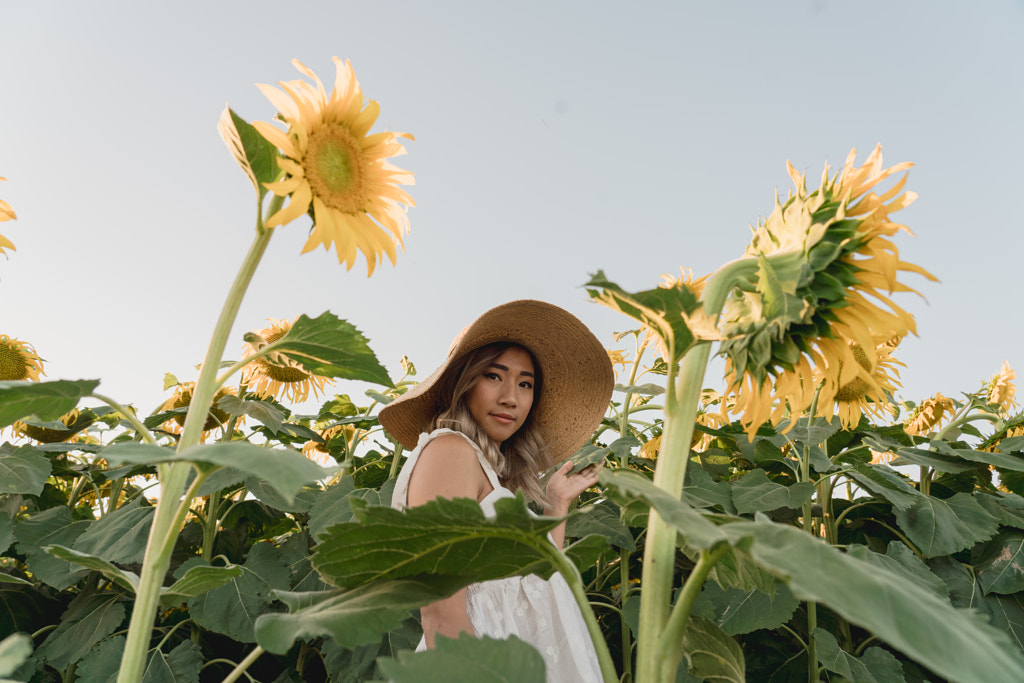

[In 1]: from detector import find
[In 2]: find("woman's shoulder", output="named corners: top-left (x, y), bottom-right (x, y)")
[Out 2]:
top-left (407, 430), bottom-right (490, 505)
top-left (419, 430), bottom-right (482, 463)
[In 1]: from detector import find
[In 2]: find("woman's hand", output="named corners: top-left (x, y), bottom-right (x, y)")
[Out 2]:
top-left (545, 460), bottom-right (601, 516)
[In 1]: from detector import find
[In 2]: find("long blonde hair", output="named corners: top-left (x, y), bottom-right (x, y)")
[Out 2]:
top-left (433, 342), bottom-right (549, 504)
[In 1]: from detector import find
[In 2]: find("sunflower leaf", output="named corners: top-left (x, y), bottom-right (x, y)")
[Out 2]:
top-left (259, 312), bottom-right (391, 387)
top-left (102, 442), bottom-right (334, 506)
top-left (0, 379), bottom-right (98, 429)
top-left (584, 271), bottom-right (699, 364)
top-left (255, 580), bottom-right (465, 654)
top-left (312, 495), bottom-right (563, 589)
top-left (723, 520), bottom-right (1024, 683)
top-left (218, 106), bottom-right (281, 200)
top-left (0, 445), bottom-right (50, 496)
top-left (682, 616), bottom-right (745, 683)
top-left (378, 633), bottom-right (547, 683)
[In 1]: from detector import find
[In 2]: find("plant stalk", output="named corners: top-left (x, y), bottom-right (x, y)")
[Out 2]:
top-left (550, 547), bottom-right (618, 682)
top-left (117, 204), bottom-right (280, 683)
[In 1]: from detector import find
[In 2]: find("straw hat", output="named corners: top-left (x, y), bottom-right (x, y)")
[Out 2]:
top-left (378, 300), bottom-right (613, 466)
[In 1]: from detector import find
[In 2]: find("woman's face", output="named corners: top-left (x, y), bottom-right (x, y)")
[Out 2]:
top-left (464, 346), bottom-right (536, 445)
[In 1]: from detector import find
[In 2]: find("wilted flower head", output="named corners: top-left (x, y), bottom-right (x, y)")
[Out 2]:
top-left (302, 423), bottom-right (355, 465)
top-left (720, 146), bottom-right (936, 434)
top-left (159, 383), bottom-right (237, 435)
top-left (820, 334), bottom-right (904, 429)
top-left (0, 335), bottom-right (45, 381)
top-left (242, 317), bottom-right (334, 403)
top-left (904, 392), bottom-right (957, 437)
top-left (984, 361), bottom-right (1018, 415)
top-left (253, 57), bottom-right (415, 275)
top-left (15, 408), bottom-right (96, 444)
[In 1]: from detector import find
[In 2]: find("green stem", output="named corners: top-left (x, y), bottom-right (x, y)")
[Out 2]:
top-left (93, 393), bottom-right (158, 445)
top-left (117, 202), bottom-right (280, 683)
top-left (807, 601), bottom-right (819, 681)
top-left (635, 342), bottom-right (712, 682)
top-left (550, 548), bottom-right (618, 683)
top-left (654, 544), bottom-right (730, 680)
top-left (220, 646), bottom-right (264, 683)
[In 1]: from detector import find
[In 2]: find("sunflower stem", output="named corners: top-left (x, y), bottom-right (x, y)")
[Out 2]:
top-left (635, 261), bottom-right (739, 683)
top-left (92, 392), bottom-right (158, 445)
top-left (118, 199), bottom-right (281, 683)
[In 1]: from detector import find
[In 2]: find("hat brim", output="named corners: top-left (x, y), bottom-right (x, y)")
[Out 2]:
top-left (378, 300), bottom-right (613, 466)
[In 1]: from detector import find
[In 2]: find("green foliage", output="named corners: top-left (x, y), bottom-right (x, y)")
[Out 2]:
top-left (378, 633), bottom-right (547, 683)
top-left (0, 379), bottom-right (98, 429)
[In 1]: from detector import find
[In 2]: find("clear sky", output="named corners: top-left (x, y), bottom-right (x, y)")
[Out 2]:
top-left (1, 1), bottom-right (1022, 420)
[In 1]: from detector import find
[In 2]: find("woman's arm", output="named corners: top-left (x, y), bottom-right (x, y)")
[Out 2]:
top-left (543, 461), bottom-right (601, 549)
top-left (407, 434), bottom-right (492, 647)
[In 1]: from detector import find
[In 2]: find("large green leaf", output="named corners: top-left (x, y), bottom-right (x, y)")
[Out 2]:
top-left (681, 616), bottom-right (745, 683)
top-left (0, 379), bottom-right (98, 429)
top-left (0, 445), bottom-right (50, 495)
top-left (894, 491), bottom-right (1000, 558)
top-left (139, 639), bottom-right (202, 683)
top-left (730, 469), bottom-right (814, 515)
top-left (566, 500), bottom-right (635, 551)
top-left (892, 447), bottom-right (976, 473)
top-left (313, 495), bottom-right (563, 589)
top-left (0, 634), bottom-right (31, 678)
top-left (931, 556), bottom-right (1024, 652)
top-left (723, 521), bottom-right (1024, 683)
top-left (14, 506), bottom-right (91, 589)
top-left (707, 546), bottom-right (777, 596)
top-left (0, 514), bottom-right (12, 554)
top-left (255, 579), bottom-right (465, 654)
top-left (701, 581), bottom-right (798, 636)
top-left (37, 593), bottom-right (124, 670)
top-left (814, 628), bottom-right (903, 683)
top-left (44, 545), bottom-right (139, 593)
top-left (845, 542), bottom-right (948, 600)
top-left (248, 312), bottom-right (391, 386)
top-left (186, 543), bottom-right (290, 643)
top-left (599, 469), bottom-right (727, 550)
top-left (974, 530), bottom-right (1024, 595)
top-left (584, 271), bottom-right (700, 364)
top-left (322, 617), bottom-right (420, 683)
top-left (77, 636), bottom-right (203, 683)
top-left (217, 106), bottom-right (280, 200)
top-left (848, 464), bottom-right (923, 510)
top-left (928, 440), bottom-right (1024, 472)
top-left (378, 633), bottom-right (546, 683)
top-left (72, 497), bottom-right (154, 564)
top-left (683, 467), bottom-right (736, 514)
top-left (102, 441), bottom-right (333, 505)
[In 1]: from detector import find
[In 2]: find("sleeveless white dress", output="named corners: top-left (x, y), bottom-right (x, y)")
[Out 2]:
top-left (391, 428), bottom-right (603, 683)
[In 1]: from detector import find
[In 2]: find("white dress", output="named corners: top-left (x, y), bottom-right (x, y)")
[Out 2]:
top-left (391, 428), bottom-right (603, 683)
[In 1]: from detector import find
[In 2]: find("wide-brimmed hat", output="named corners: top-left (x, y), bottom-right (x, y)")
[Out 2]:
top-left (378, 300), bottom-right (613, 466)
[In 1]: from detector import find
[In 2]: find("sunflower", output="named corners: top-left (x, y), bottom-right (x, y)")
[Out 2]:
top-left (0, 176), bottom-right (15, 256)
top-left (302, 423), bottom-right (355, 465)
top-left (607, 349), bottom-right (628, 378)
top-left (720, 146), bottom-right (937, 434)
top-left (15, 408), bottom-right (96, 444)
top-left (983, 361), bottom-right (1018, 415)
top-left (0, 335), bottom-right (45, 381)
top-left (253, 58), bottom-right (415, 275)
top-left (159, 383), bottom-right (237, 435)
top-left (903, 392), bottom-right (956, 437)
top-left (818, 334), bottom-right (904, 429)
top-left (241, 317), bottom-right (334, 403)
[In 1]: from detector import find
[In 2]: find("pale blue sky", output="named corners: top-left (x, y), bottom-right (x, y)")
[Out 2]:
top-left (1, 1), bottom-right (1021, 420)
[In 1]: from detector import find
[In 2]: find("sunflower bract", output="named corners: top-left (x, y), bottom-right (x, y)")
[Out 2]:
top-left (253, 57), bottom-right (415, 276)
top-left (720, 146), bottom-right (937, 433)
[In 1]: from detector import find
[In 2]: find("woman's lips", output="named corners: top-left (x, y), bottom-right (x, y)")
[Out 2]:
top-left (491, 413), bottom-right (515, 425)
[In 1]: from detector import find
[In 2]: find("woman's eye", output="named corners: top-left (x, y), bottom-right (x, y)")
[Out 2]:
top-left (483, 372), bottom-right (500, 381)
top-left (520, 381), bottom-right (533, 390)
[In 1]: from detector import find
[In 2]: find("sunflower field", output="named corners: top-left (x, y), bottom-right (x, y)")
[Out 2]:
top-left (3, 58), bottom-right (1024, 683)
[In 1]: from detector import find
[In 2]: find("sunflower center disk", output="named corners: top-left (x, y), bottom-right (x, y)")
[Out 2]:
top-left (257, 359), bottom-right (310, 383)
top-left (0, 344), bottom-right (29, 380)
top-left (304, 126), bottom-right (365, 213)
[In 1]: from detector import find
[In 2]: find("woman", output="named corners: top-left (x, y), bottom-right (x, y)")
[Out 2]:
top-left (379, 299), bottom-right (614, 682)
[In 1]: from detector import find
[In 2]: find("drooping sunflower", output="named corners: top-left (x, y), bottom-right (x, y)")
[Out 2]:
top-left (903, 392), bottom-right (957, 437)
top-left (720, 146), bottom-right (937, 434)
top-left (1, 176), bottom-right (16, 256)
top-left (15, 408), bottom-right (96, 444)
top-left (159, 383), bottom-right (237, 435)
top-left (0, 335), bottom-right (45, 381)
top-left (983, 361), bottom-right (1018, 415)
top-left (241, 317), bottom-right (334, 404)
top-left (819, 335), bottom-right (904, 429)
top-left (253, 58), bottom-right (415, 275)
top-left (302, 423), bottom-right (355, 466)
